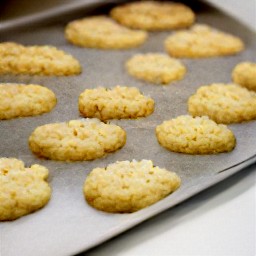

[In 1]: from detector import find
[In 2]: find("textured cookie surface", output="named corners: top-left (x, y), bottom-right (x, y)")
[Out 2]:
top-left (0, 158), bottom-right (51, 221)
top-left (188, 83), bottom-right (256, 124)
top-left (156, 115), bottom-right (236, 154)
top-left (84, 160), bottom-right (181, 213)
top-left (165, 24), bottom-right (244, 58)
top-left (110, 1), bottom-right (195, 31)
top-left (0, 42), bottom-right (81, 75)
top-left (232, 62), bottom-right (256, 91)
top-left (29, 119), bottom-right (126, 161)
top-left (0, 83), bottom-right (56, 120)
top-left (126, 53), bottom-right (186, 84)
top-left (65, 16), bottom-right (147, 49)
top-left (79, 86), bottom-right (154, 120)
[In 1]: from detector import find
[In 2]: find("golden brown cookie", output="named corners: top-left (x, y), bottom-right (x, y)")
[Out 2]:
top-left (29, 119), bottom-right (126, 161)
top-left (110, 1), bottom-right (195, 31)
top-left (165, 24), bottom-right (244, 58)
top-left (0, 83), bottom-right (56, 120)
top-left (188, 83), bottom-right (256, 124)
top-left (232, 62), bottom-right (256, 91)
top-left (0, 158), bottom-right (51, 221)
top-left (0, 42), bottom-right (81, 75)
top-left (156, 115), bottom-right (236, 154)
top-left (79, 86), bottom-right (154, 120)
top-left (126, 53), bottom-right (186, 84)
top-left (84, 160), bottom-right (181, 213)
top-left (65, 16), bottom-right (147, 49)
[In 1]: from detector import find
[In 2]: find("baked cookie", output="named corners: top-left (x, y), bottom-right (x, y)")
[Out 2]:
top-left (79, 86), bottom-right (154, 120)
top-left (156, 115), bottom-right (236, 154)
top-left (165, 24), bottom-right (244, 58)
top-left (0, 158), bottom-right (51, 221)
top-left (0, 83), bottom-right (56, 120)
top-left (29, 119), bottom-right (126, 161)
top-left (0, 42), bottom-right (81, 75)
top-left (126, 53), bottom-right (186, 84)
top-left (65, 16), bottom-right (147, 49)
top-left (110, 1), bottom-right (195, 31)
top-left (84, 160), bottom-right (181, 213)
top-left (188, 83), bottom-right (256, 124)
top-left (232, 62), bottom-right (256, 91)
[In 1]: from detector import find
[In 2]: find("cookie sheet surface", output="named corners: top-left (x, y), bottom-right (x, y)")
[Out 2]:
top-left (0, 1), bottom-right (256, 255)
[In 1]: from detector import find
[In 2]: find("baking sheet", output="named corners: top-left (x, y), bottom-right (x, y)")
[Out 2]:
top-left (0, 1), bottom-right (256, 255)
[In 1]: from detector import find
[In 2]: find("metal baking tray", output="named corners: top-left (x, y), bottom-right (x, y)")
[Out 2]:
top-left (1, 1), bottom-right (256, 255)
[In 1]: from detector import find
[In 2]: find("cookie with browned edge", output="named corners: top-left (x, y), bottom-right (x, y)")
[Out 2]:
top-left (165, 24), bottom-right (244, 58)
top-left (0, 83), bottom-right (56, 120)
top-left (84, 160), bottom-right (181, 213)
top-left (0, 158), bottom-right (51, 221)
top-left (110, 1), bottom-right (195, 31)
top-left (29, 119), bottom-right (126, 161)
top-left (65, 16), bottom-right (147, 49)
top-left (0, 42), bottom-right (81, 75)
top-left (79, 86), bottom-right (154, 120)
top-left (188, 83), bottom-right (256, 123)
top-left (156, 115), bottom-right (236, 154)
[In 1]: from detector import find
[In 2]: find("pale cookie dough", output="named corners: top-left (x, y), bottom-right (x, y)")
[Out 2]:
top-left (29, 119), bottom-right (126, 161)
top-left (110, 1), bottom-right (195, 31)
top-left (188, 83), bottom-right (256, 124)
top-left (0, 83), bottom-right (56, 120)
top-left (156, 115), bottom-right (236, 154)
top-left (65, 16), bottom-right (147, 49)
top-left (0, 158), bottom-right (51, 221)
top-left (126, 53), bottom-right (186, 84)
top-left (0, 42), bottom-right (81, 75)
top-left (232, 62), bottom-right (256, 91)
top-left (165, 24), bottom-right (244, 58)
top-left (79, 86), bottom-right (154, 120)
top-left (84, 160), bottom-right (181, 213)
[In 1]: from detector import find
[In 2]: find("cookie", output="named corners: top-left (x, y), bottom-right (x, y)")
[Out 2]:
top-left (65, 16), bottom-right (147, 49)
top-left (126, 53), bottom-right (186, 84)
top-left (0, 83), bottom-right (56, 120)
top-left (165, 24), bottom-right (244, 58)
top-left (79, 86), bottom-right (154, 120)
top-left (156, 115), bottom-right (236, 154)
top-left (110, 1), bottom-right (195, 31)
top-left (84, 160), bottom-right (181, 213)
top-left (29, 119), bottom-right (126, 161)
top-left (232, 62), bottom-right (256, 91)
top-left (0, 158), bottom-right (51, 221)
top-left (188, 83), bottom-right (256, 124)
top-left (0, 42), bottom-right (81, 75)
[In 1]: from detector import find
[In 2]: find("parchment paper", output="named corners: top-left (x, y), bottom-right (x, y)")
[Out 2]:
top-left (0, 1), bottom-right (256, 255)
